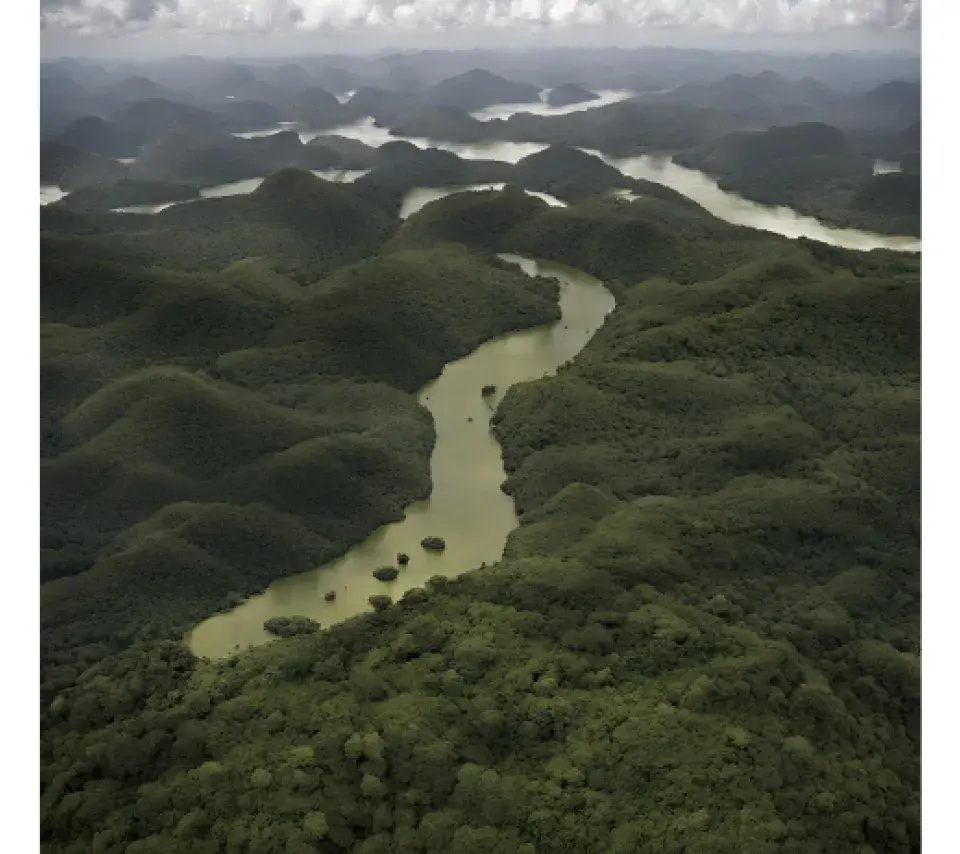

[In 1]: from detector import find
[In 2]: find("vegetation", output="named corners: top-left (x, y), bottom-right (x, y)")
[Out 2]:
top-left (263, 616), bottom-right (320, 637)
top-left (41, 196), bottom-right (561, 688)
top-left (677, 122), bottom-right (919, 237)
top-left (373, 567), bottom-right (400, 582)
top-left (55, 115), bottom-right (142, 159)
top-left (392, 99), bottom-right (741, 156)
top-left (40, 103), bottom-right (919, 854)
top-left (41, 142), bottom-right (131, 190)
top-left (48, 168), bottom-right (400, 280)
top-left (56, 179), bottom-right (201, 213)
top-left (392, 183), bottom-right (785, 287)
top-left (546, 84), bottom-right (600, 107)
top-left (426, 69), bottom-right (542, 112)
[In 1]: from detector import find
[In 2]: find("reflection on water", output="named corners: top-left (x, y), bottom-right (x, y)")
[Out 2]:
top-left (233, 121), bottom-right (299, 140)
top-left (186, 256), bottom-right (615, 660)
top-left (306, 122), bottom-right (919, 252)
top-left (308, 117), bottom-right (549, 164)
top-left (112, 202), bottom-right (180, 214)
top-left (470, 89), bottom-right (634, 122)
top-left (874, 160), bottom-right (903, 175)
top-left (599, 151), bottom-right (921, 253)
top-left (400, 185), bottom-right (567, 219)
top-left (40, 185), bottom-right (67, 206)
top-left (111, 170), bottom-right (371, 214)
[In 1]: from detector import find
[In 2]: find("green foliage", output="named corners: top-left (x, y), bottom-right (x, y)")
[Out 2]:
top-left (392, 184), bottom-right (784, 285)
top-left (41, 201), bottom-right (562, 684)
top-left (57, 179), bottom-right (201, 213)
top-left (41, 157), bottom-right (918, 854)
top-left (679, 123), bottom-right (919, 237)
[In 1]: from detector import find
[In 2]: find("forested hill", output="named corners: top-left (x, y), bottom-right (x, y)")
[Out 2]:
top-left (40, 175), bottom-right (920, 854)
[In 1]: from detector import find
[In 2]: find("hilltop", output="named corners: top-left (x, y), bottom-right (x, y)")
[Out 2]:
top-left (96, 168), bottom-right (398, 278)
top-left (677, 122), bottom-right (917, 236)
top-left (41, 230), bottom-right (560, 665)
top-left (41, 228), bottom-right (920, 853)
top-left (40, 142), bottom-right (130, 191)
top-left (391, 182), bottom-right (781, 285)
top-left (545, 83), bottom-right (600, 107)
top-left (54, 116), bottom-right (141, 159)
top-left (391, 98), bottom-right (740, 156)
top-left (55, 179), bottom-right (200, 214)
top-left (426, 68), bottom-right (542, 112)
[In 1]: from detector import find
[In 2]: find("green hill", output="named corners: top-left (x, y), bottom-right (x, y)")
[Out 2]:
top-left (677, 123), bottom-right (872, 208)
top-left (393, 184), bottom-right (783, 285)
top-left (545, 83), bottom-right (600, 107)
top-left (40, 142), bottom-right (130, 190)
top-left (55, 115), bottom-right (141, 158)
top-left (856, 173), bottom-right (921, 214)
top-left (269, 244), bottom-right (559, 390)
top-left (99, 168), bottom-right (398, 278)
top-left (427, 68), bottom-right (542, 111)
top-left (511, 146), bottom-right (632, 198)
top-left (39, 109), bottom-right (920, 854)
top-left (56, 179), bottom-right (200, 213)
top-left (41, 229), bottom-right (562, 665)
top-left (109, 97), bottom-right (231, 142)
top-left (40, 240), bottom-right (920, 853)
top-left (676, 121), bottom-right (921, 236)
top-left (391, 99), bottom-right (740, 157)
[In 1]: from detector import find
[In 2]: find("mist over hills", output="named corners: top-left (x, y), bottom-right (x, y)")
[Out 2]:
top-left (40, 53), bottom-right (921, 244)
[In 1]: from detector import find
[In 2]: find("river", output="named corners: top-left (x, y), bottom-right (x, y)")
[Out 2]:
top-left (296, 119), bottom-right (920, 253)
top-left (186, 255), bottom-right (615, 660)
top-left (41, 103), bottom-right (921, 253)
top-left (111, 169), bottom-right (371, 214)
top-left (471, 89), bottom-right (634, 121)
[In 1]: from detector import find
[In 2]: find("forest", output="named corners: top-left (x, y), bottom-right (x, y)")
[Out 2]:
top-left (38, 47), bottom-right (921, 854)
top-left (40, 160), bottom-right (920, 853)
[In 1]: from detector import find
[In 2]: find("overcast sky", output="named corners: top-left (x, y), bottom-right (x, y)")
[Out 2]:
top-left (40, 1), bottom-right (922, 58)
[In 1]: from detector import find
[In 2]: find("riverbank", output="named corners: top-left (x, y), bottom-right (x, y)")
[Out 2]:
top-left (187, 256), bottom-right (615, 659)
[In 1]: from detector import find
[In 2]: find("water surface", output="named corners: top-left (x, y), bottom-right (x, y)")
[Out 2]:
top-left (186, 255), bottom-right (615, 660)
top-left (400, 184), bottom-right (567, 219)
top-left (602, 151), bottom-right (921, 253)
top-left (40, 186), bottom-right (67, 206)
top-left (306, 117), bottom-right (549, 164)
top-left (470, 89), bottom-right (634, 121)
top-left (303, 123), bottom-right (919, 252)
top-left (873, 160), bottom-right (903, 175)
top-left (112, 169), bottom-right (371, 214)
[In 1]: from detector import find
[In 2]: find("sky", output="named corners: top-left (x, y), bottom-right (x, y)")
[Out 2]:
top-left (39, 1), bottom-right (922, 57)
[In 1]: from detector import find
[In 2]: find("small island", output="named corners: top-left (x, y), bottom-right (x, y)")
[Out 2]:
top-left (323, 590), bottom-right (336, 602)
top-left (373, 566), bottom-right (400, 582)
top-left (481, 384), bottom-right (497, 396)
top-left (263, 616), bottom-right (320, 637)
top-left (397, 553), bottom-right (410, 565)
top-left (421, 536), bottom-right (447, 551)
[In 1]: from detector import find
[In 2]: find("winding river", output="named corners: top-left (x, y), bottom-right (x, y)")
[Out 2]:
top-left (186, 256), bottom-right (615, 659)
top-left (298, 119), bottom-right (921, 253)
top-left (38, 94), bottom-right (920, 657)
top-left (41, 95), bottom-right (921, 254)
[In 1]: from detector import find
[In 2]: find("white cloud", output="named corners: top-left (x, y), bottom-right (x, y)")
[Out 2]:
top-left (39, 0), bottom-right (923, 36)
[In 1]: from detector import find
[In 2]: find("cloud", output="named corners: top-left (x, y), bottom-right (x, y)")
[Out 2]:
top-left (39, 0), bottom-right (923, 37)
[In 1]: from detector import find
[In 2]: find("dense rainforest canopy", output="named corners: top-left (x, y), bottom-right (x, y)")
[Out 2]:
top-left (39, 52), bottom-right (920, 854)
